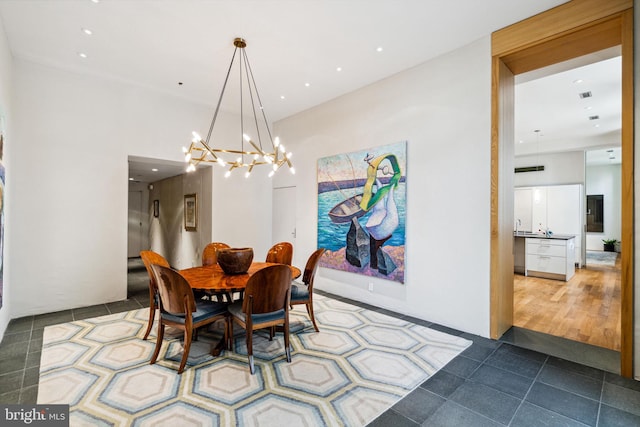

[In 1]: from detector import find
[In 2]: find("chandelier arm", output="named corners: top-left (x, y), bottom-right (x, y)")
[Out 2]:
top-left (206, 46), bottom-right (240, 144)
top-left (243, 48), bottom-right (275, 150)
top-left (242, 49), bottom-right (264, 153)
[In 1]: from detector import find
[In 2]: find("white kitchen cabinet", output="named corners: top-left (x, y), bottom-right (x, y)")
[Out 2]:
top-left (514, 184), bottom-right (584, 266)
top-left (525, 237), bottom-right (575, 281)
top-left (514, 188), bottom-right (532, 231)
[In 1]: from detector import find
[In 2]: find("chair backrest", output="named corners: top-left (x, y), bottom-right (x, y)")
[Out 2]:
top-left (302, 248), bottom-right (326, 289)
top-left (150, 264), bottom-right (196, 315)
top-left (243, 265), bottom-right (292, 315)
top-left (202, 242), bottom-right (231, 266)
top-left (140, 250), bottom-right (170, 292)
top-left (265, 242), bottom-right (293, 265)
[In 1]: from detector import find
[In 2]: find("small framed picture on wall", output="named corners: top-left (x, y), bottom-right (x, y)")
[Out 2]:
top-left (153, 199), bottom-right (159, 218)
top-left (184, 194), bottom-right (197, 231)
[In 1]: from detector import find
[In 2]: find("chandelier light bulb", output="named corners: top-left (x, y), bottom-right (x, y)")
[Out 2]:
top-left (274, 137), bottom-right (280, 147)
top-left (217, 158), bottom-right (225, 167)
top-left (182, 146), bottom-right (188, 153)
top-left (236, 157), bottom-right (242, 164)
top-left (192, 131), bottom-right (201, 141)
top-left (243, 133), bottom-right (251, 142)
top-left (224, 170), bottom-right (231, 178)
top-left (290, 167), bottom-right (296, 175)
top-left (286, 152), bottom-right (292, 159)
top-left (273, 164), bottom-right (278, 171)
top-left (279, 144), bottom-right (286, 153)
top-left (186, 163), bottom-right (196, 172)
top-left (268, 170), bottom-right (275, 178)
top-left (245, 171), bottom-right (251, 178)
top-left (253, 153), bottom-right (260, 160)
top-left (264, 155), bottom-right (273, 164)
top-left (185, 153), bottom-right (192, 162)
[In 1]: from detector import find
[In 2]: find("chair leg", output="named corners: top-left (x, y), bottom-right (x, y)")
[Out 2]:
top-left (306, 303), bottom-right (320, 332)
top-left (143, 291), bottom-right (156, 340)
top-left (178, 328), bottom-right (193, 374)
top-left (228, 319), bottom-right (234, 351)
top-left (150, 323), bottom-right (164, 365)
top-left (143, 304), bottom-right (156, 340)
top-left (247, 330), bottom-right (255, 374)
top-left (284, 322), bottom-right (291, 363)
top-left (269, 326), bottom-right (275, 341)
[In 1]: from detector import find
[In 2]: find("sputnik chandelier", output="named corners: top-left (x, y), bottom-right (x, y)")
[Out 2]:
top-left (183, 37), bottom-right (294, 178)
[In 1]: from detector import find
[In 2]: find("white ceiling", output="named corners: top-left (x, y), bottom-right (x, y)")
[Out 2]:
top-left (1, 0), bottom-right (598, 183)
top-left (514, 48), bottom-right (622, 166)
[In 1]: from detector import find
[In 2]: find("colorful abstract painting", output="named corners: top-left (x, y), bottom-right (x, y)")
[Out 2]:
top-left (317, 141), bottom-right (406, 283)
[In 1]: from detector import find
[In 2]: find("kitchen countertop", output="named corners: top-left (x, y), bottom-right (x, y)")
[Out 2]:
top-left (513, 232), bottom-right (576, 240)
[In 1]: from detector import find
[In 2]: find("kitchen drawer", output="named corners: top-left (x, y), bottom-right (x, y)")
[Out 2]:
top-left (526, 254), bottom-right (566, 274)
top-left (526, 241), bottom-right (566, 257)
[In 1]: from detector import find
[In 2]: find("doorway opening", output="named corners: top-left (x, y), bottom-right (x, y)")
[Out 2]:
top-left (511, 53), bottom-right (622, 353)
top-left (490, 1), bottom-right (634, 377)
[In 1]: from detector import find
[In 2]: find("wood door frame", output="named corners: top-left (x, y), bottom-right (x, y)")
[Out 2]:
top-left (490, 0), bottom-right (634, 377)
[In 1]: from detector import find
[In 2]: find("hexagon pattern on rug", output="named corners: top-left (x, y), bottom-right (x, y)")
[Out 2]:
top-left (38, 294), bottom-right (471, 426)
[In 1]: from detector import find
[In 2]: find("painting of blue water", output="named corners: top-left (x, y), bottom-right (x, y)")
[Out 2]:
top-left (317, 183), bottom-right (406, 252)
top-left (317, 141), bottom-right (406, 284)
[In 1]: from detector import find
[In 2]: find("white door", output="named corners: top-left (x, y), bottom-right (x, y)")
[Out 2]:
top-left (128, 190), bottom-right (143, 258)
top-left (272, 186), bottom-right (296, 259)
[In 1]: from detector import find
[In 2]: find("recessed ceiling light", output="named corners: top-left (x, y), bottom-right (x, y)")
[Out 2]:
top-left (376, 47), bottom-right (383, 52)
top-left (518, 140), bottom-right (524, 144)
top-left (91, 0), bottom-right (100, 3)
top-left (584, 106), bottom-right (592, 110)
top-left (594, 124), bottom-right (600, 128)
top-left (81, 28), bottom-right (92, 35)
top-left (280, 95), bottom-right (285, 100)
top-left (151, 168), bottom-right (158, 172)
top-left (336, 67), bottom-right (342, 72)
top-left (129, 177), bottom-right (134, 181)
top-left (78, 52), bottom-right (88, 59)
top-left (573, 79), bottom-right (583, 84)
top-left (304, 82), bottom-right (310, 87)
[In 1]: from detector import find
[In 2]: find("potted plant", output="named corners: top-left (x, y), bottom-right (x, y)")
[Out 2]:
top-left (602, 238), bottom-right (618, 252)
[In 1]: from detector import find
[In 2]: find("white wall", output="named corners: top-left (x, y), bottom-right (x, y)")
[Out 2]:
top-left (10, 58), bottom-right (269, 316)
top-left (0, 17), bottom-right (13, 338)
top-left (274, 38), bottom-right (492, 337)
top-left (128, 180), bottom-right (150, 256)
top-left (585, 164), bottom-right (621, 250)
top-left (148, 166), bottom-right (213, 269)
top-left (514, 151), bottom-right (585, 187)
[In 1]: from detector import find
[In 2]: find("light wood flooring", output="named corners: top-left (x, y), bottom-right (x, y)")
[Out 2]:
top-left (514, 254), bottom-right (621, 351)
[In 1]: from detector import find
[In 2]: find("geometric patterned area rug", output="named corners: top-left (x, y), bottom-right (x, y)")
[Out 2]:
top-left (586, 250), bottom-right (618, 266)
top-left (38, 295), bottom-right (471, 426)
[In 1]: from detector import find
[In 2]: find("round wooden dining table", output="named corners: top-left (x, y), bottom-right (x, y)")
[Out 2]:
top-left (180, 262), bottom-right (301, 295)
top-left (180, 262), bottom-right (301, 356)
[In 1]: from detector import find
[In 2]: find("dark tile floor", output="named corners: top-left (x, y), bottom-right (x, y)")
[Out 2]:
top-left (1, 259), bottom-right (639, 426)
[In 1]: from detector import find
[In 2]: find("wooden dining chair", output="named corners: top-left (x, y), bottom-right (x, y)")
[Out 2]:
top-left (228, 264), bottom-right (292, 374)
top-left (290, 248), bottom-right (326, 332)
top-left (202, 242), bottom-right (231, 266)
top-left (265, 242), bottom-right (293, 265)
top-left (139, 250), bottom-right (170, 340)
top-left (149, 264), bottom-right (229, 374)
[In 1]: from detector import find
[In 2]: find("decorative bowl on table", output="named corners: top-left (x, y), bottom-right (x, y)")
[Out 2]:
top-left (217, 248), bottom-right (254, 274)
